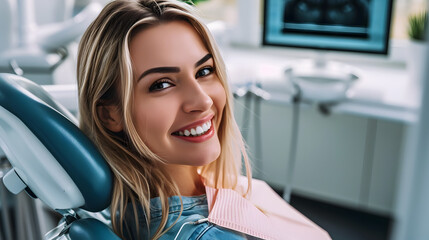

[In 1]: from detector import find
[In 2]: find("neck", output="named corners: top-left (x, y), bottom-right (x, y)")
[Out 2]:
top-left (163, 165), bottom-right (205, 196)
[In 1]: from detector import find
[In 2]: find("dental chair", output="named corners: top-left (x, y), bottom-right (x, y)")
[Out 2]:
top-left (0, 73), bottom-right (120, 239)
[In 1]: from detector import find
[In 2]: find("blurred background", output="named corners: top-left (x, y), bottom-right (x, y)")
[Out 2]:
top-left (0, 0), bottom-right (428, 239)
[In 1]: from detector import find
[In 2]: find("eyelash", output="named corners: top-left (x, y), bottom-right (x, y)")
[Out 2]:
top-left (148, 66), bottom-right (215, 92)
top-left (196, 66), bottom-right (214, 78)
top-left (149, 79), bottom-right (174, 92)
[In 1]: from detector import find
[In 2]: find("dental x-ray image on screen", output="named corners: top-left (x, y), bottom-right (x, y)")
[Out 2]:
top-left (282, 0), bottom-right (369, 38)
top-left (263, 0), bottom-right (393, 54)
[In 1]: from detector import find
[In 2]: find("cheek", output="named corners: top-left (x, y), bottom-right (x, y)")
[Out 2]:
top-left (133, 98), bottom-right (175, 147)
top-left (212, 81), bottom-right (227, 121)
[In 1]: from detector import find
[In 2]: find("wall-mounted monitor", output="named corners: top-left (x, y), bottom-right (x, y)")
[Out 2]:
top-left (263, 0), bottom-right (393, 55)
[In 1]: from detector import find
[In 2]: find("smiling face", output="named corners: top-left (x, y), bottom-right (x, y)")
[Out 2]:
top-left (128, 21), bottom-right (226, 167)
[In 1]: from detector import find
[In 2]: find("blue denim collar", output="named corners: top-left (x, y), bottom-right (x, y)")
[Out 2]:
top-left (149, 194), bottom-right (207, 219)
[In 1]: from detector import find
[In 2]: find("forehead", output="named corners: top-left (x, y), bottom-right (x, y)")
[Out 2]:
top-left (129, 21), bottom-right (209, 72)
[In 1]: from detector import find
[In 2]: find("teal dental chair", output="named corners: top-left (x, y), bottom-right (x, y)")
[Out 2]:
top-left (0, 73), bottom-right (120, 239)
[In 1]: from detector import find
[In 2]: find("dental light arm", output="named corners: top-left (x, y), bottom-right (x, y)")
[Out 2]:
top-left (16, 0), bottom-right (36, 48)
top-left (37, 2), bottom-right (102, 51)
top-left (17, 0), bottom-right (101, 50)
top-left (0, 1), bottom-right (102, 71)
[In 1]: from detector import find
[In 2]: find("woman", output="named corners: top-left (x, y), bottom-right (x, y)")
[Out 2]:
top-left (77, 1), bottom-right (330, 239)
top-left (77, 0), bottom-right (251, 239)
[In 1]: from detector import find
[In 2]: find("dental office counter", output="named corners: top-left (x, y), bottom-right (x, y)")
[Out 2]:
top-left (43, 45), bottom-right (417, 217)
top-left (223, 46), bottom-right (418, 217)
top-left (224, 46), bottom-right (419, 123)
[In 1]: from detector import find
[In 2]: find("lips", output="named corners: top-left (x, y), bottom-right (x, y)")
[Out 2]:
top-left (171, 115), bottom-right (215, 142)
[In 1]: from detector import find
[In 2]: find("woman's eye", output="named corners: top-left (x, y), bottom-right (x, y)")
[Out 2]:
top-left (149, 80), bottom-right (173, 92)
top-left (195, 67), bottom-right (213, 78)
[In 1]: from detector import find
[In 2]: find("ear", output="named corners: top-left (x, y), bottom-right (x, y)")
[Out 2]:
top-left (97, 105), bottom-right (123, 133)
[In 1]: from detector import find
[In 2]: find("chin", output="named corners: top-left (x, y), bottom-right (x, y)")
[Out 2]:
top-left (189, 149), bottom-right (221, 167)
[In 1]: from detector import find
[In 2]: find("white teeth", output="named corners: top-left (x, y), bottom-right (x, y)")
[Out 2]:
top-left (176, 120), bottom-right (212, 137)
top-left (196, 126), bottom-right (204, 134)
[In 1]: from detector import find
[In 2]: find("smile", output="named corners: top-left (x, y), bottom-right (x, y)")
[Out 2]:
top-left (172, 120), bottom-right (212, 137)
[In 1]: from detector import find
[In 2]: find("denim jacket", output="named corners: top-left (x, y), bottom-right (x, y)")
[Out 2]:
top-left (124, 194), bottom-right (250, 240)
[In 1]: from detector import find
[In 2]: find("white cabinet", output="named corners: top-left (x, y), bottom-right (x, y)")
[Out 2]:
top-left (234, 99), bottom-right (294, 187)
top-left (367, 120), bottom-right (404, 213)
top-left (293, 108), bottom-right (368, 207)
top-left (234, 98), bottom-right (405, 215)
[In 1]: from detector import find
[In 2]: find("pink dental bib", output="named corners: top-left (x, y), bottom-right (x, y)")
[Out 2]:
top-left (204, 178), bottom-right (331, 240)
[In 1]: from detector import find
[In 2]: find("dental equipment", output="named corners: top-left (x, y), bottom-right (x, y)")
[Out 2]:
top-left (282, 83), bottom-right (302, 202)
top-left (173, 218), bottom-right (209, 240)
top-left (0, 156), bottom-right (13, 240)
top-left (284, 59), bottom-right (359, 104)
top-left (282, 60), bottom-right (359, 202)
top-left (234, 82), bottom-right (270, 179)
top-left (0, 0), bottom-right (102, 84)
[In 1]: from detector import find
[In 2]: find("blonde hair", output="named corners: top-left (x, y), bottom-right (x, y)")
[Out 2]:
top-left (77, 0), bottom-right (251, 239)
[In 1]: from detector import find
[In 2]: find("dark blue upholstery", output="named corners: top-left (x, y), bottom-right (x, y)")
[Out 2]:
top-left (69, 219), bottom-right (121, 240)
top-left (0, 73), bottom-right (112, 212)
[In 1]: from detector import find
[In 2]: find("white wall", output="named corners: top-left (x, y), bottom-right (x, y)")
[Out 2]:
top-left (392, 1), bottom-right (429, 237)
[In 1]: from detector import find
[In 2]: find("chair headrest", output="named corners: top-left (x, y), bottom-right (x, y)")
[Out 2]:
top-left (0, 73), bottom-right (112, 212)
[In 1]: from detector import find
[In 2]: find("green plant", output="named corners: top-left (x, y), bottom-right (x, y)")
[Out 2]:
top-left (181, 0), bottom-right (209, 5)
top-left (408, 11), bottom-right (428, 41)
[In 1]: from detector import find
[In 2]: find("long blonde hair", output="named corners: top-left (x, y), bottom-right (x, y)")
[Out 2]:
top-left (77, 0), bottom-right (251, 239)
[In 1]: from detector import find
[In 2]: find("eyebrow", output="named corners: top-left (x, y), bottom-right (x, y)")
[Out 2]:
top-left (138, 67), bottom-right (180, 81)
top-left (137, 53), bottom-right (213, 81)
top-left (195, 53), bottom-right (212, 68)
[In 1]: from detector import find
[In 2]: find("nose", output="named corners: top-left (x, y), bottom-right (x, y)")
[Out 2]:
top-left (181, 78), bottom-right (213, 113)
